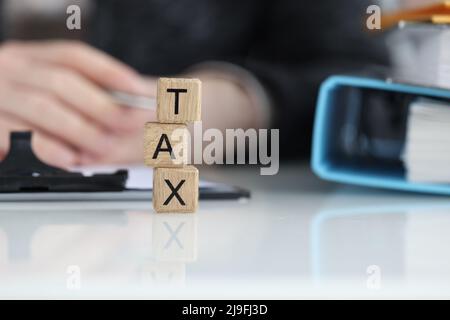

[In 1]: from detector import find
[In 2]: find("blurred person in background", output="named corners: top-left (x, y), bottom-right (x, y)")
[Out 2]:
top-left (0, 0), bottom-right (389, 167)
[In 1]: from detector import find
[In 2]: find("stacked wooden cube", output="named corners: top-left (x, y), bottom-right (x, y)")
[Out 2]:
top-left (144, 78), bottom-right (201, 213)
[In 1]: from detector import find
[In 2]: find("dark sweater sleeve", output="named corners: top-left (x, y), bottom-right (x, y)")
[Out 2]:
top-left (240, 0), bottom-right (390, 157)
top-left (87, 0), bottom-right (390, 159)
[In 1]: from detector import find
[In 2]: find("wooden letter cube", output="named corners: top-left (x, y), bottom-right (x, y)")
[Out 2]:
top-left (144, 123), bottom-right (189, 167)
top-left (153, 166), bottom-right (199, 213)
top-left (157, 78), bottom-right (201, 123)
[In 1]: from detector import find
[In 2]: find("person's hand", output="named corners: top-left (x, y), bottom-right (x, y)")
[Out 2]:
top-left (0, 40), bottom-right (155, 167)
top-left (94, 69), bottom-right (270, 165)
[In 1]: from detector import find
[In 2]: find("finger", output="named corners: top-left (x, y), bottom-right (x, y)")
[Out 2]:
top-left (116, 108), bottom-right (157, 131)
top-left (0, 82), bottom-right (115, 157)
top-left (79, 130), bottom-right (145, 165)
top-left (0, 53), bottom-right (143, 132)
top-left (3, 40), bottom-right (150, 95)
top-left (0, 112), bottom-right (79, 168)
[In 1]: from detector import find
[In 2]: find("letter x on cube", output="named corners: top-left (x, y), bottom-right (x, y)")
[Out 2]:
top-left (153, 166), bottom-right (199, 213)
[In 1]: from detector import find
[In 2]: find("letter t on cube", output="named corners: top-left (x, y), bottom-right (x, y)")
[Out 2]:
top-left (157, 78), bottom-right (201, 123)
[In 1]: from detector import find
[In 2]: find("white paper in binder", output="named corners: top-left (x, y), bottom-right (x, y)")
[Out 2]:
top-left (403, 98), bottom-right (450, 183)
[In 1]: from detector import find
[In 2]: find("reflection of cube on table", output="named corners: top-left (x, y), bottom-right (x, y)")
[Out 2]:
top-left (152, 214), bottom-right (198, 262)
top-left (140, 261), bottom-right (186, 286)
top-left (153, 166), bottom-right (199, 213)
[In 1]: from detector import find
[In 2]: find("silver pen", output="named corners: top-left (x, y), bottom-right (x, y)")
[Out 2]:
top-left (110, 91), bottom-right (156, 110)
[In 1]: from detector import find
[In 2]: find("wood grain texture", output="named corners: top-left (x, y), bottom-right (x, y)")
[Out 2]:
top-left (153, 166), bottom-right (199, 213)
top-left (157, 78), bottom-right (201, 123)
top-left (144, 123), bottom-right (189, 167)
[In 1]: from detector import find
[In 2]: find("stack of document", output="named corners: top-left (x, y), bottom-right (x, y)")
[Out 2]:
top-left (388, 22), bottom-right (450, 89)
top-left (384, 2), bottom-right (450, 89)
top-left (403, 98), bottom-right (450, 183)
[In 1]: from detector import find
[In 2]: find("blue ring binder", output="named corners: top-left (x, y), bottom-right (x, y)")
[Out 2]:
top-left (311, 76), bottom-right (450, 195)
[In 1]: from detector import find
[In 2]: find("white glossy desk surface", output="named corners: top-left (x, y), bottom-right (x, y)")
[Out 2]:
top-left (1, 163), bottom-right (450, 299)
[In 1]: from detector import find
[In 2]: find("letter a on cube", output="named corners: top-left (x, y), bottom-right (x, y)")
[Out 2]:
top-left (144, 123), bottom-right (189, 167)
top-left (157, 78), bottom-right (201, 123)
top-left (153, 166), bottom-right (199, 213)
